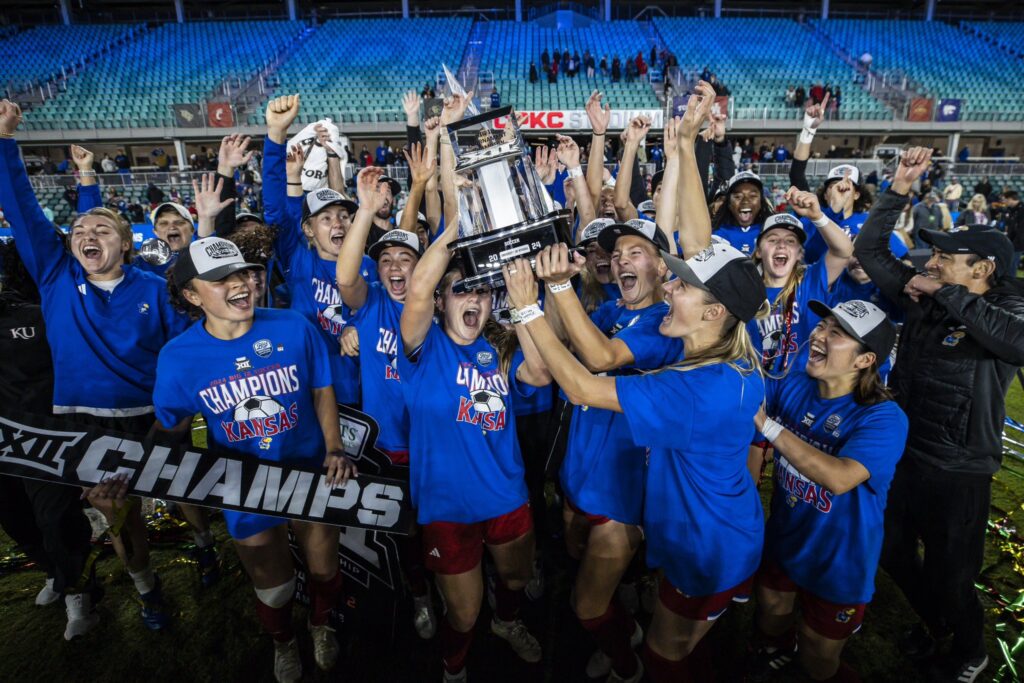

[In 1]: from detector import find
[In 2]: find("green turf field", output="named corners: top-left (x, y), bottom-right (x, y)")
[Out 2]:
top-left (0, 388), bottom-right (1021, 682)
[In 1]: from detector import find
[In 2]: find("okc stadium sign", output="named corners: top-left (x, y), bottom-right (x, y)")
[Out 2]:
top-left (0, 409), bottom-right (411, 534)
top-left (493, 109), bottom-right (665, 131)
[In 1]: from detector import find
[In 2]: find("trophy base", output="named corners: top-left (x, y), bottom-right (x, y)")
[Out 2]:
top-left (451, 210), bottom-right (573, 293)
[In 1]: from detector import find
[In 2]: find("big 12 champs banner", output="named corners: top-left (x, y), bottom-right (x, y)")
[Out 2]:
top-left (0, 407), bottom-right (411, 534)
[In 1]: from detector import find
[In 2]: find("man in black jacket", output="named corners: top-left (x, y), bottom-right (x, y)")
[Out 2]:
top-left (854, 147), bottom-right (1024, 683)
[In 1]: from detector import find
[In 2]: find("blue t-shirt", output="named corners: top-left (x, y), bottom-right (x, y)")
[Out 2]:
top-left (349, 282), bottom-right (408, 455)
top-left (561, 301), bottom-right (684, 524)
top-left (714, 222), bottom-right (761, 256)
top-left (616, 362), bottom-right (765, 595)
top-left (263, 139), bottom-right (378, 406)
top-left (398, 324), bottom-right (538, 525)
top-left (802, 210), bottom-right (908, 264)
top-left (748, 258), bottom-right (832, 375)
top-left (764, 372), bottom-right (907, 604)
top-left (829, 271), bottom-right (902, 323)
top-left (153, 308), bottom-right (332, 538)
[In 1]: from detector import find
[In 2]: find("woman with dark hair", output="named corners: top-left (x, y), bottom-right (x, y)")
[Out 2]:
top-left (711, 170), bottom-right (773, 256)
top-left (751, 300), bottom-right (907, 682)
top-left (156, 236), bottom-right (356, 682)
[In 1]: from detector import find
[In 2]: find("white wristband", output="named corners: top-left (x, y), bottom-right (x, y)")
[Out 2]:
top-left (567, 166), bottom-right (583, 179)
top-left (811, 215), bottom-right (830, 228)
top-left (513, 303), bottom-right (544, 325)
top-left (799, 127), bottom-right (816, 145)
top-left (547, 281), bottom-right (573, 294)
top-left (761, 417), bottom-right (784, 444)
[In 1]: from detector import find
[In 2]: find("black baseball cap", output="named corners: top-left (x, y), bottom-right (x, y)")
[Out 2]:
top-left (662, 241), bottom-right (768, 322)
top-left (807, 299), bottom-right (897, 360)
top-left (302, 188), bottom-right (357, 222)
top-left (597, 218), bottom-right (671, 254)
top-left (756, 213), bottom-right (807, 245)
top-left (578, 217), bottom-right (616, 247)
top-left (235, 211), bottom-right (263, 224)
top-left (379, 175), bottom-right (402, 197)
top-left (919, 224), bottom-right (1015, 277)
top-left (367, 228), bottom-right (422, 261)
top-left (651, 169), bottom-right (664, 196)
top-left (172, 237), bottom-right (264, 288)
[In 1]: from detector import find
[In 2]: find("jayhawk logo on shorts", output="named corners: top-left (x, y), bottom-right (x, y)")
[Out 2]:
top-left (835, 608), bottom-right (857, 623)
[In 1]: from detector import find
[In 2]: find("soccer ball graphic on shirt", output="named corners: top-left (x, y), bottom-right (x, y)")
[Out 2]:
top-left (472, 389), bottom-right (506, 414)
top-left (233, 395), bottom-right (285, 422)
top-left (323, 305), bottom-right (345, 325)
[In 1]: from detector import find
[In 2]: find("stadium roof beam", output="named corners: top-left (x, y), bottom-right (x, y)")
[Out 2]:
top-left (174, 0), bottom-right (184, 22)
top-left (822, 0), bottom-right (830, 20)
top-left (59, 0), bottom-right (72, 24)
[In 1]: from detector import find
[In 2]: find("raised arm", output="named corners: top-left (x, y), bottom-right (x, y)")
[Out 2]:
top-left (555, 134), bottom-right (595, 228)
top-left (262, 95), bottom-right (301, 229)
top-left (790, 93), bottom-right (829, 192)
top-left (423, 116), bottom-right (442, 234)
top-left (0, 100), bottom-right (69, 285)
top-left (337, 167), bottom-right (386, 309)
top-left (403, 90), bottom-right (423, 147)
top-left (708, 114), bottom-right (735, 195)
top-left (401, 141), bottom-right (435, 236)
top-left (503, 258), bottom-right (619, 410)
top-left (192, 173), bottom-right (235, 238)
top-left (438, 91), bottom-right (473, 232)
top-left (786, 186), bottom-right (852, 284)
top-left (214, 134), bottom-right (251, 237)
top-left (676, 81), bottom-right (716, 258)
top-left (657, 118), bottom-right (681, 255)
top-left (534, 243), bottom-right (636, 372)
top-left (853, 147), bottom-right (931, 303)
top-left (584, 91), bottom-right (611, 204)
top-left (69, 145), bottom-right (101, 212)
top-left (613, 115), bottom-right (649, 221)
top-left (399, 218), bottom-right (459, 353)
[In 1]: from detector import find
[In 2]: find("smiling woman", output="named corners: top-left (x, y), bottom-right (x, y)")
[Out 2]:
top-left (69, 207), bottom-right (134, 276)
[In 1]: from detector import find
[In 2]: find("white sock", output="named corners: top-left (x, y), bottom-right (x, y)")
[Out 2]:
top-left (129, 566), bottom-right (157, 595)
top-left (193, 530), bottom-right (215, 548)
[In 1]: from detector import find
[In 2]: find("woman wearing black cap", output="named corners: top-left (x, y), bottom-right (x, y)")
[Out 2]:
top-left (750, 299), bottom-right (908, 682)
top-left (533, 216), bottom-right (682, 682)
top-left (159, 236), bottom-right (356, 682)
top-left (504, 234), bottom-right (769, 682)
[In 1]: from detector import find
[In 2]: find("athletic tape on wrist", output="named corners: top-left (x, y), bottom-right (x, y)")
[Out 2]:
top-left (761, 417), bottom-right (784, 444)
top-left (514, 304), bottom-right (544, 325)
top-left (547, 281), bottom-right (573, 293)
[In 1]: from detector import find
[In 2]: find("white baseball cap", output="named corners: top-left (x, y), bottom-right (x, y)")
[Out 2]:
top-left (368, 229), bottom-right (422, 261)
top-left (150, 202), bottom-right (193, 226)
top-left (172, 237), bottom-right (264, 288)
top-left (825, 164), bottom-right (861, 187)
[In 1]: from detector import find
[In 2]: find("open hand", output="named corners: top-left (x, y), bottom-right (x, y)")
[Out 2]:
top-left (218, 133), bottom-right (253, 169)
top-left (356, 166), bottom-right (388, 212)
top-left (0, 99), bottom-right (23, 136)
top-left (404, 141), bottom-right (436, 186)
top-left (585, 90), bottom-right (611, 135)
top-left (323, 451), bottom-right (358, 488)
top-left (554, 134), bottom-right (581, 168)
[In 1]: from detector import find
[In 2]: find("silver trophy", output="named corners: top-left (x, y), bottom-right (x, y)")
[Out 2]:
top-left (138, 237), bottom-right (172, 265)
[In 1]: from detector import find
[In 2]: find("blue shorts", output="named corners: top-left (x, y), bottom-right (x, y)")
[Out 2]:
top-left (224, 510), bottom-right (287, 540)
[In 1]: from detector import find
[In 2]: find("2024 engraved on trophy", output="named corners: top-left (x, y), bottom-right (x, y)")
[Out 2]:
top-left (446, 105), bottom-right (572, 293)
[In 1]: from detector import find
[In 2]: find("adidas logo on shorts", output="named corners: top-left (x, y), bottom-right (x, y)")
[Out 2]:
top-left (429, 548), bottom-right (441, 558)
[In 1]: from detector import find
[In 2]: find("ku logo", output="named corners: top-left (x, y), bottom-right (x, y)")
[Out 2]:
top-left (835, 608), bottom-right (857, 624)
top-left (9, 326), bottom-right (36, 340)
top-left (138, 302), bottom-right (150, 315)
top-left (942, 330), bottom-right (966, 347)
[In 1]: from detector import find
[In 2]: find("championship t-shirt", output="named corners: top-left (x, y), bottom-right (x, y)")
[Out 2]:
top-left (714, 222), bottom-right (761, 256)
top-left (153, 308), bottom-right (332, 538)
top-left (349, 282), bottom-right (408, 457)
top-left (617, 362), bottom-right (765, 596)
top-left (398, 324), bottom-right (537, 525)
top-left (763, 371), bottom-right (908, 604)
top-left (802, 209), bottom-right (909, 264)
top-left (561, 301), bottom-right (684, 524)
top-left (748, 258), bottom-right (832, 374)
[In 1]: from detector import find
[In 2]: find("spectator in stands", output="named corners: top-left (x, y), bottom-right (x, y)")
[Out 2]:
top-left (561, 49), bottom-right (570, 68)
top-left (599, 55), bottom-right (608, 77)
top-left (151, 147), bottom-right (170, 171)
top-left (56, 156), bottom-right (70, 174)
top-left (360, 145), bottom-right (371, 167)
top-left (700, 65), bottom-right (711, 81)
top-left (943, 176), bottom-right (964, 211)
top-left (833, 86), bottom-right (842, 114)
top-left (548, 60), bottom-right (558, 84)
top-left (572, 51), bottom-right (581, 77)
top-left (809, 82), bottom-right (824, 104)
top-left (957, 146), bottom-right (970, 163)
top-left (541, 49), bottom-right (550, 71)
top-left (127, 203), bottom-right (144, 224)
top-left (611, 56), bottom-right (621, 83)
top-left (585, 51), bottom-right (595, 79)
top-left (490, 90), bottom-right (501, 109)
top-left (956, 194), bottom-right (990, 226)
top-left (974, 175), bottom-right (993, 200)
top-left (146, 183), bottom-right (165, 207)
top-left (774, 144), bottom-right (788, 163)
top-left (100, 154), bottom-right (117, 174)
top-left (785, 85), bottom-right (795, 106)
top-left (636, 51), bottom-right (647, 78)
top-left (794, 85), bottom-right (806, 108)
top-left (204, 147), bottom-right (216, 169)
top-left (649, 46), bottom-right (657, 69)
top-left (709, 73), bottom-right (729, 96)
top-left (999, 191), bottom-right (1023, 272)
top-left (375, 141), bottom-right (388, 166)
top-left (625, 56), bottom-right (637, 82)
top-left (529, 61), bottom-right (538, 84)
top-left (911, 191), bottom-right (943, 247)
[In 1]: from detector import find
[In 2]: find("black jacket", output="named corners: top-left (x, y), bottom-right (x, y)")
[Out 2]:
top-left (1001, 203), bottom-right (1024, 250)
top-left (855, 189), bottom-right (1024, 476)
top-left (0, 292), bottom-right (53, 416)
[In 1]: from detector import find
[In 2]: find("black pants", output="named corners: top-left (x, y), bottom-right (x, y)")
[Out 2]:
top-left (515, 402), bottom-right (560, 541)
top-left (22, 479), bottom-right (94, 594)
top-left (0, 476), bottom-right (51, 575)
top-left (880, 458), bottom-right (990, 659)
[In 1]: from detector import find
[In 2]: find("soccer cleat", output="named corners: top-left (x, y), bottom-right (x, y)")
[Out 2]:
top-left (191, 544), bottom-right (221, 588)
top-left (927, 654), bottom-right (989, 683)
top-left (36, 577), bottom-right (61, 606)
top-left (308, 620), bottom-right (340, 671)
top-left (442, 667), bottom-right (468, 683)
top-left (139, 575), bottom-right (171, 630)
top-left (586, 620), bottom-right (643, 678)
top-left (273, 637), bottom-right (303, 683)
top-left (898, 624), bottom-right (936, 661)
top-left (490, 618), bottom-right (542, 663)
top-left (746, 640), bottom-right (798, 681)
top-left (64, 592), bottom-right (100, 640)
top-left (606, 654), bottom-right (644, 683)
top-left (412, 588), bottom-right (438, 640)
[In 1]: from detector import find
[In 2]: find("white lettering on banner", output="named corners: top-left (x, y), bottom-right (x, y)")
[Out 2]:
top-left (493, 109), bottom-right (666, 131)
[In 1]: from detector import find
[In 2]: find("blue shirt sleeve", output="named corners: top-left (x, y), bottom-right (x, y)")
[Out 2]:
top-left (614, 312), bottom-right (682, 369)
top-left (262, 140), bottom-right (302, 264)
top-left (838, 403), bottom-right (908, 489)
top-left (153, 348), bottom-right (194, 428)
top-left (509, 348), bottom-right (539, 398)
top-left (0, 139), bottom-right (71, 288)
top-left (76, 184), bottom-right (102, 213)
top-left (304, 315), bottom-right (334, 390)
top-left (615, 370), bottom-right (696, 450)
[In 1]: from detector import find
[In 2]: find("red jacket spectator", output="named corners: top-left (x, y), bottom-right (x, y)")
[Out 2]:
top-left (636, 53), bottom-right (647, 76)
top-left (810, 83), bottom-right (825, 104)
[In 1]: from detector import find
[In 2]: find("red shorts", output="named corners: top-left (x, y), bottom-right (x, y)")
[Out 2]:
top-left (382, 449), bottom-right (409, 467)
top-left (565, 497), bottom-right (611, 526)
top-left (658, 573), bottom-right (754, 621)
top-left (421, 504), bottom-right (533, 575)
top-left (756, 559), bottom-right (866, 640)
